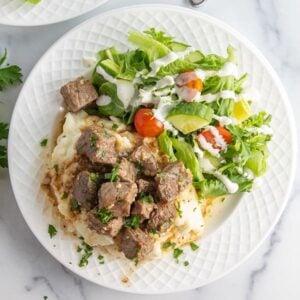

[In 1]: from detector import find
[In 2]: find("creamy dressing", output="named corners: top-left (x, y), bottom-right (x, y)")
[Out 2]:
top-left (213, 114), bottom-right (233, 126)
top-left (148, 47), bottom-right (195, 77)
top-left (241, 87), bottom-right (261, 102)
top-left (96, 95), bottom-right (112, 106)
top-left (209, 126), bottom-right (227, 150)
top-left (156, 75), bottom-right (175, 89)
top-left (219, 90), bottom-right (237, 100)
top-left (213, 171), bottom-right (239, 193)
top-left (200, 157), bottom-right (216, 172)
top-left (193, 143), bottom-right (204, 158)
top-left (96, 66), bottom-right (135, 108)
top-left (218, 62), bottom-right (239, 77)
top-left (197, 134), bottom-right (220, 157)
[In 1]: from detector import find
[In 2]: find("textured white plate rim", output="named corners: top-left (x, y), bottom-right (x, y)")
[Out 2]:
top-left (8, 4), bottom-right (298, 294)
top-left (0, 0), bottom-right (108, 27)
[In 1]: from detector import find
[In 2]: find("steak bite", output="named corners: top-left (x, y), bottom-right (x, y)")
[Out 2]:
top-left (76, 127), bottom-right (117, 165)
top-left (72, 171), bottom-right (99, 210)
top-left (147, 202), bottom-right (177, 232)
top-left (118, 158), bottom-right (137, 183)
top-left (131, 200), bottom-right (155, 221)
top-left (98, 182), bottom-right (138, 217)
top-left (88, 210), bottom-right (123, 237)
top-left (60, 76), bottom-right (98, 112)
top-left (130, 145), bottom-right (158, 176)
top-left (136, 179), bottom-right (155, 194)
top-left (155, 162), bottom-right (192, 203)
top-left (120, 228), bottom-right (154, 260)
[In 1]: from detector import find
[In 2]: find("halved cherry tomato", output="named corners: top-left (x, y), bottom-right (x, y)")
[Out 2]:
top-left (198, 126), bottom-right (232, 149)
top-left (134, 108), bottom-right (164, 137)
top-left (215, 126), bottom-right (232, 144)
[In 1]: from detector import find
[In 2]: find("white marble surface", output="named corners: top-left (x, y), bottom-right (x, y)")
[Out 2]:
top-left (0, 0), bottom-right (299, 299)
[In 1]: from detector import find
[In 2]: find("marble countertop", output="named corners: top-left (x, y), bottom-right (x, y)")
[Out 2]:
top-left (0, 0), bottom-right (299, 299)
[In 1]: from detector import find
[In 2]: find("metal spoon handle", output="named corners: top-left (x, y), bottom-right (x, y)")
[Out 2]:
top-left (189, 0), bottom-right (207, 7)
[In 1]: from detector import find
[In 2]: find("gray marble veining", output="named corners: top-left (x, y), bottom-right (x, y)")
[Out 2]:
top-left (0, 0), bottom-right (299, 299)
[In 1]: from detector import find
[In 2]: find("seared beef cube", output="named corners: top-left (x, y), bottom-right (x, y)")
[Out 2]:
top-left (136, 179), bottom-right (155, 194)
top-left (76, 127), bottom-right (117, 165)
top-left (148, 202), bottom-right (176, 232)
top-left (118, 158), bottom-right (137, 183)
top-left (88, 210), bottom-right (123, 237)
top-left (120, 228), bottom-right (154, 260)
top-left (98, 182), bottom-right (138, 217)
top-left (72, 171), bottom-right (99, 210)
top-left (130, 145), bottom-right (158, 176)
top-left (156, 162), bottom-right (192, 202)
top-left (60, 76), bottom-right (98, 112)
top-left (131, 200), bottom-right (155, 220)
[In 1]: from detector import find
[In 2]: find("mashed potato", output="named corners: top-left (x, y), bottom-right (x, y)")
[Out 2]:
top-left (47, 111), bottom-right (205, 259)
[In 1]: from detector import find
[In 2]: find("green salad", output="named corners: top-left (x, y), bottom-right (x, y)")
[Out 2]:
top-left (89, 28), bottom-right (272, 199)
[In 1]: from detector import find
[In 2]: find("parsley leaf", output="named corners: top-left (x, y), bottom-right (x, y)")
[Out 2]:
top-left (40, 138), bottom-right (48, 147)
top-left (190, 242), bottom-right (199, 251)
top-left (173, 248), bottom-right (183, 263)
top-left (162, 241), bottom-right (176, 249)
top-left (0, 145), bottom-right (8, 168)
top-left (78, 239), bottom-right (93, 267)
top-left (0, 49), bottom-right (22, 91)
top-left (95, 208), bottom-right (114, 224)
top-left (98, 254), bottom-right (105, 264)
top-left (124, 215), bottom-right (140, 229)
top-left (48, 224), bottom-right (57, 238)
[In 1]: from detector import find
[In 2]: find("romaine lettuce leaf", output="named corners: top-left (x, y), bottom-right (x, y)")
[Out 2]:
top-left (197, 45), bottom-right (237, 71)
top-left (158, 131), bottom-right (177, 162)
top-left (98, 82), bottom-right (125, 117)
top-left (128, 31), bottom-right (171, 62)
top-left (202, 74), bottom-right (248, 95)
top-left (195, 177), bottom-right (227, 197)
top-left (207, 98), bottom-right (235, 116)
top-left (171, 138), bottom-right (203, 181)
top-left (245, 150), bottom-right (268, 176)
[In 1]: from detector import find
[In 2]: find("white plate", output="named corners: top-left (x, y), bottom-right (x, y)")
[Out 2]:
top-left (8, 5), bottom-right (297, 294)
top-left (0, 0), bottom-right (108, 26)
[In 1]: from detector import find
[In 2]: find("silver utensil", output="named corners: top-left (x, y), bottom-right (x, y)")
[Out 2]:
top-left (189, 0), bottom-right (207, 7)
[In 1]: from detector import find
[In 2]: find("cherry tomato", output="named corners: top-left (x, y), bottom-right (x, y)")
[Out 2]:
top-left (215, 126), bottom-right (232, 144)
top-left (198, 126), bottom-right (232, 149)
top-left (134, 108), bottom-right (164, 137)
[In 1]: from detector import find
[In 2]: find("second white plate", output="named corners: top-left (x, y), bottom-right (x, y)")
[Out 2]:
top-left (0, 0), bottom-right (108, 26)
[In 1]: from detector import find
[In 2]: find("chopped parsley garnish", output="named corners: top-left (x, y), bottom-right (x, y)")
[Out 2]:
top-left (48, 224), bottom-right (57, 238)
top-left (162, 241), bottom-right (176, 249)
top-left (124, 215), bottom-right (140, 229)
top-left (173, 248), bottom-right (183, 263)
top-left (95, 208), bottom-right (114, 224)
top-left (102, 130), bottom-right (109, 138)
top-left (97, 254), bottom-right (105, 264)
top-left (71, 198), bottom-right (80, 212)
top-left (53, 164), bottom-right (59, 173)
top-left (176, 203), bottom-right (183, 218)
top-left (190, 242), bottom-right (199, 251)
top-left (184, 260), bottom-right (189, 267)
top-left (140, 192), bottom-right (154, 203)
top-left (100, 149), bottom-right (107, 157)
top-left (104, 164), bottom-right (119, 182)
top-left (78, 239), bottom-right (93, 267)
top-left (61, 192), bottom-right (68, 200)
top-left (40, 138), bottom-right (48, 147)
top-left (158, 172), bottom-right (166, 179)
top-left (112, 123), bottom-right (118, 130)
top-left (89, 172), bottom-right (99, 183)
top-left (89, 134), bottom-right (97, 150)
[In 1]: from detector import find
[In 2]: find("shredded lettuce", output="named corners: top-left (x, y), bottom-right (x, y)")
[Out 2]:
top-left (202, 74), bottom-right (248, 95)
top-left (158, 131), bottom-right (177, 162)
top-left (207, 98), bottom-right (235, 117)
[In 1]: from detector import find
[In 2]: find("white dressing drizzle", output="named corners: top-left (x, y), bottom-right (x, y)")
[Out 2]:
top-left (96, 95), bottom-right (111, 106)
top-left (213, 114), bottom-right (233, 126)
top-left (96, 66), bottom-right (135, 108)
top-left (247, 125), bottom-right (273, 135)
top-left (148, 47), bottom-right (195, 77)
top-left (213, 171), bottom-right (239, 193)
top-left (197, 134), bottom-right (220, 157)
top-left (218, 62), bottom-right (239, 77)
top-left (156, 75), bottom-right (175, 89)
top-left (209, 126), bottom-right (227, 150)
